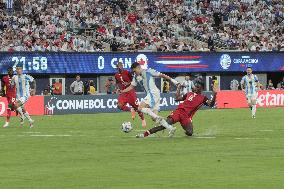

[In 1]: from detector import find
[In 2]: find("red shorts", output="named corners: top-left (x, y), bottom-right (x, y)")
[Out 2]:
top-left (6, 96), bottom-right (16, 105)
top-left (168, 109), bottom-right (193, 126)
top-left (118, 90), bottom-right (139, 108)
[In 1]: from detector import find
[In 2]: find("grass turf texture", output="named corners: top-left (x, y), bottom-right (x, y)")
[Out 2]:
top-left (0, 108), bottom-right (284, 189)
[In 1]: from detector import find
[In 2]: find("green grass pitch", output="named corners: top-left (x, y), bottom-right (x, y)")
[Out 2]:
top-left (0, 107), bottom-right (284, 189)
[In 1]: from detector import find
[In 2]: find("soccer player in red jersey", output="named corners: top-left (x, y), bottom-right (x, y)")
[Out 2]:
top-left (114, 62), bottom-right (146, 128)
top-left (1, 67), bottom-right (17, 128)
top-left (136, 79), bottom-right (217, 137)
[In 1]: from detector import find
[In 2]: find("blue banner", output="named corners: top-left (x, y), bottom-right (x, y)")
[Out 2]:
top-left (44, 92), bottom-right (213, 115)
top-left (0, 52), bottom-right (284, 74)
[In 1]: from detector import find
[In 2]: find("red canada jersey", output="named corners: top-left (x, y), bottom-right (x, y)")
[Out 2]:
top-left (115, 70), bottom-right (133, 90)
top-left (2, 75), bottom-right (16, 97)
top-left (177, 92), bottom-right (208, 116)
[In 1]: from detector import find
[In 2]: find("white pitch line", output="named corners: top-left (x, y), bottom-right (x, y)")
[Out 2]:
top-left (234, 137), bottom-right (268, 140)
top-left (23, 132), bottom-right (41, 134)
top-left (30, 134), bottom-right (72, 137)
top-left (194, 136), bottom-right (216, 139)
top-left (258, 130), bottom-right (274, 132)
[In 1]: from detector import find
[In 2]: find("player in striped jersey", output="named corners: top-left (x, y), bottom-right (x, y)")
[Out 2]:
top-left (241, 67), bottom-right (260, 118)
top-left (120, 62), bottom-right (180, 136)
top-left (11, 66), bottom-right (36, 127)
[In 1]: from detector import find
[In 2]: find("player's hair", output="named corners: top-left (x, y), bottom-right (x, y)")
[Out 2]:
top-left (247, 66), bottom-right (252, 69)
top-left (130, 62), bottom-right (140, 70)
top-left (116, 62), bottom-right (123, 67)
top-left (7, 67), bottom-right (13, 71)
top-left (194, 78), bottom-right (205, 88)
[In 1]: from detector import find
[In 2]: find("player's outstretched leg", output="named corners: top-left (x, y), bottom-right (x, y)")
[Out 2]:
top-left (22, 108), bottom-right (34, 128)
top-left (3, 108), bottom-right (11, 128)
top-left (181, 122), bottom-right (194, 136)
top-left (118, 102), bottom-right (131, 112)
top-left (251, 98), bottom-right (257, 118)
top-left (136, 117), bottom-right (176, 138)
top-left (130, 102), bottom-right (146, 127)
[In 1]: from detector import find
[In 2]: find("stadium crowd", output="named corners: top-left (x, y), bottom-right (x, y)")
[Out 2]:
top-left (0, 0), bottom-right (284, 52)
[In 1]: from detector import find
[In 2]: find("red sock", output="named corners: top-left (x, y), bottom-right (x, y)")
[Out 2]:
top-left (144, 131), bottom-right (150, 137)
top-left (6, 109), bottom-right (11, 122)
top-left (120, 105), bottom-right (131, 112)
top-left (138, 112), bottom-right (144, 120)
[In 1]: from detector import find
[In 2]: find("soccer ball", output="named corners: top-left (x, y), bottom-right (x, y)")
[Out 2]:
top-left (121, 122), bottom-right (133, 133)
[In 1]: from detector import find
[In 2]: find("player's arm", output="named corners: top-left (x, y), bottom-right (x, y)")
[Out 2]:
top-left (175, 84), bottom-right (186, 102)
top-left (70, 81), bottom-right (75, 94)
top-left (205, 85), bottom-right (218, 107)
top-left (120, 77), bottom-right (136, 93)
top-left (148, 69), bottom-right (180, 86)
top-left (159, 73), bottom-right (180, 86)
top-left (120, 84), bottom-right (134, 93)
top-left (254, 75), bottom-right (260, 88)
top-left (240, 77), bottom-right (245, 91)
top-left (1, 78), bottom-right (5, 96)
top-left (31, 80), bottom-right (36, 95)
top-left (27, 75), bottom-right (36, 95)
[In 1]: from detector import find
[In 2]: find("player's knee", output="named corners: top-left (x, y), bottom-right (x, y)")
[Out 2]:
top-left (117, 103), bottom-right (123, 110)
top-left (137, 106), bottom-right (143, 111)
top-left (185, 129), bottom-right (193, 136)
top-left (166, 117), bottom-right (174, 125)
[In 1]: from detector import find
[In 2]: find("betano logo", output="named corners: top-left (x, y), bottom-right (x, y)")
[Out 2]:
top-left (258, 92), bottom-right (284, 107)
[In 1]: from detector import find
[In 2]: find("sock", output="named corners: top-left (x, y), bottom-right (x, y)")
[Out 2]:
top-left (140, 108), bottom-right (158, 120)
top-left (148, 126), bottom-right (166, 135)
top-left (144, 130), bottom-right (150, 137)
top-left (138, 111), bottom-right (144, 120)
top-left (17, 107), bottom-right (25, 119)
top-left (6, 109), bottom-right (11, 122)
top-left (24, 111), bottom-right (33, 122)
top-left (252, 105), bottom-right (256, 116)
top-left (159, 118), bottom-right (174, 130)
top-left (120, 104), bottom-right (130, 112)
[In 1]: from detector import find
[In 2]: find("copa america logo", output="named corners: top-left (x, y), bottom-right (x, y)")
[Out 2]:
top-left (220, 54), bottom-right (231, 70)
top-left (136, 54), bottom-right (148, 69)
top-left (44, 97), bottom-right (57, 115)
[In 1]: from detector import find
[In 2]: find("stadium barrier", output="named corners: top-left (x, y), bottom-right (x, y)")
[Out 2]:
top-left (43, 92), bottom-right (213, 115)
top-left (217, 90), bottom-right (284, 108)
top-left (0, 96), bottom-right (44, 116)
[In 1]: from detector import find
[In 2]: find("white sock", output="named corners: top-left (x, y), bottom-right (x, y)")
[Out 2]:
top-left (17, 107), bottom-right (25, 119)
top-left (160, 118), bottom-right (174, 130)
top-left (24, 111), bottom-right (33, 122)
top-left (252, 105), bottom-right (256, 116)
top-left (140, 108), bottom-right (158, 120)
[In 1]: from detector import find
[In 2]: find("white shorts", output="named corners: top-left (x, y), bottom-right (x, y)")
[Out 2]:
top-left (17, 96), bottom-right (29, 105)
top-left (143, 92), bottom-right (160, 111)
top-left (246, 94), bottom-right (258, 104)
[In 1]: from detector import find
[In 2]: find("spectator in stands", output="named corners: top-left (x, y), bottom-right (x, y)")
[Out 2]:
top-left (88, 80), bottom-right (96, 95)
top-left (181, 75), bottom-right (195, 95)
top-left (52, 79), bottom-right (63, 95)
top-left (70, 75), bottom-right (84, 95)
top-left (105, 77), bottom-right (116, 94)
top-left (279, 77), bottom-right (284, 89)
top-left (162, 80), bottom-right (170, 93)
top-left (0, 0), bottom-right (283, 52)
top-left (230, 79), bottom-right (239, 91)
top-left (267, 79), bottom-right (275, 90)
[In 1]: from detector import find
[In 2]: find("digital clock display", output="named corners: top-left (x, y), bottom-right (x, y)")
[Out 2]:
top-left (12, 56), bottom-right (48, 71)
